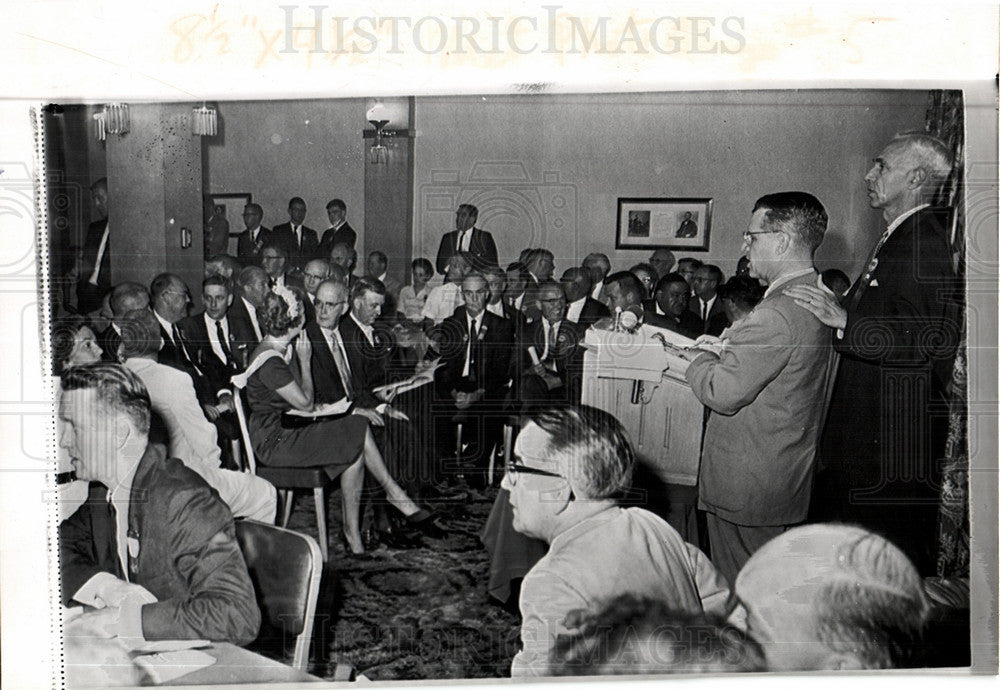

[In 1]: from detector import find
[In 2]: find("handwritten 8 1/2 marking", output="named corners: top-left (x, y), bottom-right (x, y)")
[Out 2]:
top-left (169, 12), bottom-right (288, 68)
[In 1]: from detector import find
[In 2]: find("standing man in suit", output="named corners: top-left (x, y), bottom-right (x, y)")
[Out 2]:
top-left (582, 253), bottom-right (611, 305)
top-left (436, 204), bottom-right (498, 275)
top-left (75, 178), bottom-right (110, 315)
top-left (645, 273), bottom-right (703, 338)
top-left (785, 133), bottom-right (959, 574)
top-left (676, 211), bottom-right (699, 238)
top-left (561, 267), bottom-right (610, 330)
top-left (272, 197), bottom-right (319, 273)
top-left (681, 192), bottom-right (836, 584)
top-left (319, 198), bottom-right (357, 253)
top-left (57, 363), bottom-right (260, 644)
top-left (431, 272), bottom-right (514, 487)
top-left (688, 264), bottom-right (728, 336)
top-left (515, 281), bottom-right (584, 409)
top-left (235, 203), bottom-right (271, 267)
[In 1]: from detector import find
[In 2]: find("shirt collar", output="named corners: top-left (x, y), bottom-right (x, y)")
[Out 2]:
top-left (886, 203), bottom-right (930, 235)
top-left (153, 310), bottom-right (174, 336)
top-left (349, 312), bottom-right (373, 337)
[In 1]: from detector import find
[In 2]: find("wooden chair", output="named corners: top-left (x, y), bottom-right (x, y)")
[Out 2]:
top-left (235, 519), bottom-right (323, 672)
top-left (232, 386), bottom-right (333, 561)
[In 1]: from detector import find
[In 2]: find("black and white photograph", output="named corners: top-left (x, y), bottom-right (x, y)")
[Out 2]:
top-left (1, 2), bottom-right (997, 688)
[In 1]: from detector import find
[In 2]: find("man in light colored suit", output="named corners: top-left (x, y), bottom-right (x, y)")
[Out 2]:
top-left (682, 192), bottom-right (835, 584)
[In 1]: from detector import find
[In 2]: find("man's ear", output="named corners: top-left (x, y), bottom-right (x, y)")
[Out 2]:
top-left (908, 166), bottom-right (929, 189)
top-left (114, 415), bottom-right (133, 450)
top-left (549, 482), bottom-right (575, 514)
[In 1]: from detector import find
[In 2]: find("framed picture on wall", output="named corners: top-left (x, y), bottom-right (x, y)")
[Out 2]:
top-left (205, 192), bottom-right (252, 256)
top-left (615, 197), bottom-right (713, 251)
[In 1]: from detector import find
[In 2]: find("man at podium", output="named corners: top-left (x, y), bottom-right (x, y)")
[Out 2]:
top-left (681, 192), bottom-right (835, 584)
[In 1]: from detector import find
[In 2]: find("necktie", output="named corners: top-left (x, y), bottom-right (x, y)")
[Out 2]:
top-left (268, 277), bottom-right (276, 289)
top-left (457, 230), bottom-right (466, 252)
top-left (108, 494), bottom-right (130, 582)
top-left (173, 324), bottom-right (203, 377)
top-left (328, 331), bottom-right (354, 399)
top-left (847, 228), bottom-right (892, 310)
top-left (701, 301), bottom-right (707, 321)
top-left (545, 321), bottom-right (559, 371)
top-left (215, 319), bottom-right (232, 363)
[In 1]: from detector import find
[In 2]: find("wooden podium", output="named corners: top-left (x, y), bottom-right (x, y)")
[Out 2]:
top-left (581, 326), bottom-right (705, 542)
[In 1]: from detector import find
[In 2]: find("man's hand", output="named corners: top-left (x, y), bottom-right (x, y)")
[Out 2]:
top-left (294, 334), bottom-right (313, 363)
top-left (352, 407), bottom-right (384, 427)
top-left (384, 405), bottom-right (411, 422)
top-left (94, 578), bottom-right (157, 609)
top-left (71, 607), bottom-right (121, 639)
top-left (203, 404), bottom-right (220, 422)
top-left (784, 283), bottom-right (847, 330)
top-left (374, 386), bottom-right (398, 403)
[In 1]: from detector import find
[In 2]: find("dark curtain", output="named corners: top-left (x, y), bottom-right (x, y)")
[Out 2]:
top-left (924, 90), bottom-right (968, 577)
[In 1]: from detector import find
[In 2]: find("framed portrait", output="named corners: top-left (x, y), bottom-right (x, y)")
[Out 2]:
top-left (204, 192), bottom-right (252, 256)
top-left (615, 197), bottom-right (713, 251)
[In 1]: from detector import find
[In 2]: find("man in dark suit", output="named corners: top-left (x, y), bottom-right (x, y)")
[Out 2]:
top-left (58, 363), bottom-right (260, 644)
top-left (319, 198), bottom-right (357, 253)
top-left (329, 242), bottom-right (360, 289)
top-left (786, 133), bottom-right (960, 574)
top-left (75, 177), bottom-right (110, 315)
top-left (431, 273), bottom-right (514, 486)
top-left (688, 264), bottom-right (728, 336)
top-left (259, 242), bottom-right (304, 291)
top-left (299, 258), bottom-right (332, 324)
top-left (435, 204), bottom-right (498, 275)
top-left (365, 250), bottom-right (402, 320)
top-left (515, 280), bottom-right (585, 409)
top-left (100, 281), bottom-right (149, 363)
top-left (229, 266), bottom-right (270, 361)
top-left (234, 203), bottom-right (272, 267)
top-left (483, 264), bottom-right (525, 333)
top-left (646, 273), bottom-right (703, 338)
top-left (676, 211), bottom-right (698, 238)
top-left (561, 267), bottom-right (610, 330)
top-left (271, 197), bottom-right (319, 273)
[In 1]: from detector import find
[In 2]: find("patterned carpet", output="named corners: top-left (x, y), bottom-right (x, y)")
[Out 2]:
top-left (281, 485), bottom-right (522, 680)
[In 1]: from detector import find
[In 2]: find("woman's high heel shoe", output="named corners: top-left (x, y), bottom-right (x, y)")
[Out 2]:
top-left (404, 509), bottom-right (448, 539)
top-left (340, 532), bottom-right (366, 557)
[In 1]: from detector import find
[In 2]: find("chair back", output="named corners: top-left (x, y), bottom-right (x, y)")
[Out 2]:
top-left (235, 519), bottom-right (323, 672)
top-left (232, 386), bottom-right (258, 474)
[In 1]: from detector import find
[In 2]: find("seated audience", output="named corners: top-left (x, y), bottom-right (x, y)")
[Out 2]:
top-left (431, 272), bottom-right (514, 488)
top-left (260, 242), bottom-right (301, 290)
top-left (366, 250), bottom-right (401, 317)
top-left (717, 275), bottom-right (765, 326)
top-left (820, 267), bottom-right (851, 303)
top-left (243, 288), bottom-right (437, 555)
top-left (120, 308), bottom-right (276, 522)
top-left (504, 261), bottom-right (531, 314)
top-left (648, 248), bottom-right (676, 279)
top-left (629, 262), bottom-right (659, 299)
top-left (422, 251), bottom-right (469, 326)
top-left (514, 280), bottom-right (584, 408)
top-left (398, 258), bottom-right (433, 323)
top-left (646, 273), bottom-right (703, 338)
top-left (676, 257), bottom-right (703, 288)
top-left (507, 406), bottom-right (734, 677)
top-left (481, 263), bottom-right (518, 324)
top-left (101, 281), bottom-right (150, 363)
top-left (319, 198), bottom-right (357, 253)
top-left (300, 258), bottom-right (332, 323)
top-left (58, 363), bottom-right (261, 644)
top-left (582, 253), bottom-right (611, 303)
top-left (560, 266), bottom-right (610, 330)
top-left (735, 524), bottom-right (930, 670)
top-left (231, 266), bottom-right (270, 347)
top-left (550, 594), bottom-right (764, 675)
top-left (149, 273), bottom-right (214, 403)
top-left (329, 241), bottom-right (359, 287)
top-left (688, 264), bottom-right (727, 336)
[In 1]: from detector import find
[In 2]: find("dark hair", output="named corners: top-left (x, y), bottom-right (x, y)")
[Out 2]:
top-left (61, 363), bottom-right (151, 435)
top-left (752, 191), bottom-right (828, 253)
top-left (698, 264), bottom-right (724, 284)
top-left (629, 262), bottom-right (659, 284)
top-left (118, 308), bottom-right (162, 360)
top-left (506, 261), bottom-right (530, 282)
top-left (237, 266), bottom-right (267, 289)
top-left (525, 248), bottom-right (554, 266)
top-left (257, 290), bottom-right (303, 337)
top-left (676, 257), bottom-right (703, 271)
top-left (653, 271), bottom-right (690, 294)
top-left (529, 405), bottom-right (634, 499)
top-left (52, 315), bottom-right (92, 375)
top-left (326, 198), bottom-right (346, 212)
top-left (202, 274), bottom-right (232, 293)
top-left (351, 275), bottom-right (387, 302)
top-left (288, 196), bottom-right (306, 208)
top-left (243, 202), bottom-right (263, 216)
top-left (550, 594), bottom-right (765, 676)
top-left (458, 203), bottom-right (479, 221)
top-left (411, 257), bottom-right (433, 276)
top-left (605, 271), bottom-right (645, 303)
top-left (717, 276), bottom-right (764, 311)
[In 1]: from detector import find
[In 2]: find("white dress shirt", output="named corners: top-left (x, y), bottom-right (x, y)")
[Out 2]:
top-left (565, 296), bottom-right (587, 324)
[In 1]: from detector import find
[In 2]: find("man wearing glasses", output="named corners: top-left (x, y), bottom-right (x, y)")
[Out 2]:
top-left (681, 192), bottom-right (836, 585)
top-left (506, 406), bottom-right (733, 677)
top-left (515, 280), bottom-right (584, 409)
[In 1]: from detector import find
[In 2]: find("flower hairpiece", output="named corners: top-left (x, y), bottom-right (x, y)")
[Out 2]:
top-left (273, 285), bottom-right (301, 320)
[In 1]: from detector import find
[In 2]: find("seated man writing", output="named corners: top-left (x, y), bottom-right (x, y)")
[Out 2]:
top-left (58, 363), bottom-right (261, 644)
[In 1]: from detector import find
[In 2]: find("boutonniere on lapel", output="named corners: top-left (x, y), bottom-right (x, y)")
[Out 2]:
top-left (477, 325), bottom-right (488, 341)
top-left (556, 331), bottom-right (570, 346)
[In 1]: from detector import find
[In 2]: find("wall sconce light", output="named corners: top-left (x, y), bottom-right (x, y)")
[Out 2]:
top-left (368, 118), bottom-right (389, 164)
top-left (192, 104), bottom-right (218, 136)
top-left (93, 103), bottom-right (130, 140)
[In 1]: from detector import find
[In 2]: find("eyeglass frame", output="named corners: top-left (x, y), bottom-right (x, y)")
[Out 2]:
top-left (505, 458), bottom-right (565, 485)
top-left (742, 229), bottom-right (783, 246)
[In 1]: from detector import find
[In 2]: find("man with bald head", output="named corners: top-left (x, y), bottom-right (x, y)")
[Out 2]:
top-left (648, 248), bottom-right (676, 278)
top-left (507, 405), bottom-right (733, 677)
top-left (735, 524), bottom-right (930, 670)
top-left (561, 267), bottom-right (610, 330)
top-left (99, 281), bottom-right (149, 363)
top-left (786, 133), bottom-right (960, 574)
top-left (329, 241), bottom-right (359, 287)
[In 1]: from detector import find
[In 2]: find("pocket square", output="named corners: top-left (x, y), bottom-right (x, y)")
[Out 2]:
top-left (870, 279), bottom-right (879, 287)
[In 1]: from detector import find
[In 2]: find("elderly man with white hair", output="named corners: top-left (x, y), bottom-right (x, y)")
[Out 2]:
top-left (734, 523), bottom-right (930, 670)
top-left (505, 405), bottom-right (734, 677)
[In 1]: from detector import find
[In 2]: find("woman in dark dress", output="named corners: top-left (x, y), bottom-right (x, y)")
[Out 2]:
top-left (245, 289), bottom-right (435, 554)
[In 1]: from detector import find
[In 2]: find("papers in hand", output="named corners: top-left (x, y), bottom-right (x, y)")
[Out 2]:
top-left (134, 648), bottom-right (216, 684)
top-left (689, 334), bottom-right (726, 357)
top-left (285, 398), bottom-right (352, 417)
top-left (373, 359), bottom-right (441, 399)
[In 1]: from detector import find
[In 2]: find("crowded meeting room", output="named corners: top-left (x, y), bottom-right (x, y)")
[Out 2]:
top-left (41, 89), bottom-right (982, 684)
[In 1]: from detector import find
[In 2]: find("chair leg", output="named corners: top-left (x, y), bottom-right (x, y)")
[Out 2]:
top-left (313, 487), bottom-right (329, 562)
top-left (230, 439), bottom-right (242, 470)
top-left (281, 489), bottom-right (294, 528)
top-left (503, 423), bottom-right (513, 465)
